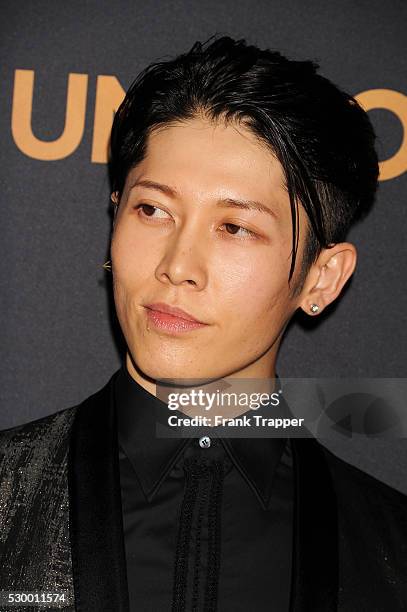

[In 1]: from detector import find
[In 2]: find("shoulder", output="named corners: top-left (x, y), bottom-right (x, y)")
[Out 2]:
top-left (0, 371), bottom-right (118, 462)
top-left (0, 404), bottom-right (79, 474)
top-left (0, 403), bottom-right (78, 438)
top-left (316, 443), bottom-right (407, 607)
top-left (318, 440), bottom-right (407, 513)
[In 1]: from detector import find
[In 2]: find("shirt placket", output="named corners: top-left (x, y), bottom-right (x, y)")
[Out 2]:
top-left (171, 441), bottom-right (225, 612)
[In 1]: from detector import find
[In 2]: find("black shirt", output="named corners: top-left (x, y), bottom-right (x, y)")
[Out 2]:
top-left (115, 364), bottom-right (294, 611)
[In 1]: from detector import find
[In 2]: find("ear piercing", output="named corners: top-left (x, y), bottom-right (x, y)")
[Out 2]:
top-left (310, 303), bottom-right (319, 313)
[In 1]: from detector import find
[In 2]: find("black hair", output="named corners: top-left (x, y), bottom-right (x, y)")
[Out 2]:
top-left (109, 34), bottom-right (379, 296)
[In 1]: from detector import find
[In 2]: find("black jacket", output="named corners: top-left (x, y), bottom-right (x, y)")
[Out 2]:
top-left (1, 369), bottom-right (407, 611)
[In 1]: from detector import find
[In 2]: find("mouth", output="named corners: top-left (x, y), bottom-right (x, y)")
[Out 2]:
top-left (144, 302), bottom-right (206, 323)
top-left (143, 302), bottom-right (209, 334)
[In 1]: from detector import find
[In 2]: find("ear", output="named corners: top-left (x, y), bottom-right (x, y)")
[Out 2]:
top-left (298, 242), bottom-right (357, 316)
top-left (110, 191), bottom-right (120, 226)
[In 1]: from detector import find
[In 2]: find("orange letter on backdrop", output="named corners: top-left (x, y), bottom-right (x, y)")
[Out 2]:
top-left (11, 69), bottom-right (88, 160)
top-left (91, 76), bottom-right (126, 163)
top-left (356, 89), bottom-right (407, 181)
top-left (10, 71), bottom-right (407, 177)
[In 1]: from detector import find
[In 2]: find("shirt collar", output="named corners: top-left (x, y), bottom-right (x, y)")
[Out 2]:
top-left (114, 364), bottom-right (289, 511)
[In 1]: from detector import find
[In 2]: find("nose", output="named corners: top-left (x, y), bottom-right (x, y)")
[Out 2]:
top-left (154, 223), bottom-right (207, 289)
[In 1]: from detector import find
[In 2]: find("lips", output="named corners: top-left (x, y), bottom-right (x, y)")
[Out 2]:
top-left (144, 302), bottom-right (205, 324)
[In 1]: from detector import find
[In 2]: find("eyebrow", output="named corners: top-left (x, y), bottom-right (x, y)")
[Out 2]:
top-left (129, 178), bottom-right (278, 219)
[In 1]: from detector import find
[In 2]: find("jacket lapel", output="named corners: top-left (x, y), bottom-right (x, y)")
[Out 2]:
top-left (290, 437), bottom-right (339, 611)
top-left (68, 371), bottom-right (129, 612)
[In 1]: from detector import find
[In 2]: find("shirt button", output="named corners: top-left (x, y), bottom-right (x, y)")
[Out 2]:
top-left (198, 436), bottom-right (211, 448)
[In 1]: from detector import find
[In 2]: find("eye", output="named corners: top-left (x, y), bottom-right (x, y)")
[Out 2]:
top-left (220, 223), bottom-right (258, 240)
top-left (134, 203), bottom-right (170, 219)
top-left (134, 204), bottom-right (258, 240)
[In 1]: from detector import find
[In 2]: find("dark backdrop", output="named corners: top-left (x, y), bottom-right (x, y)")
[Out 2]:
top-left (1, 0), bottom-right (406, 491)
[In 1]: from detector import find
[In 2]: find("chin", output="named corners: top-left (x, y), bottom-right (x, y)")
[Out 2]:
top-left (144, 360), bottom-right (205, 383)
top-left (133, 351), bottom-right (222, 385)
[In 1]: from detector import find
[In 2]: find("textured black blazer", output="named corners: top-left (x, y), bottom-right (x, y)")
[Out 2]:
top-left (1, 370), bottom-right (407, 611)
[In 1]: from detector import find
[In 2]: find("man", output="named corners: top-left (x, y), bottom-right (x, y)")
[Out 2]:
top-left (1, 35), bottom-right (407, 611)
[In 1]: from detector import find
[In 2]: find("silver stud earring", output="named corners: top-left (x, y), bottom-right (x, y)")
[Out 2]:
top-left (310, 303), bottom-right (319, 313)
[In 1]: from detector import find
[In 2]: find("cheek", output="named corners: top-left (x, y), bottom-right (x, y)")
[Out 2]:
top-left (215, 247), bottom-right (289, 327)
top-left (111, 223), bottom-right (159, 288)
top-left (110, 229), bottom-right (159, 332)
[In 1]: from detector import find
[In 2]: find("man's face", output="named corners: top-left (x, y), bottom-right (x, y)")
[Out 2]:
top-left (111, 116), bottom-right (308, 383)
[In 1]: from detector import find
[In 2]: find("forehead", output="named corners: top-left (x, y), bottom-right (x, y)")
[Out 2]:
top-left (130, 117), bottom-right (288, 206)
